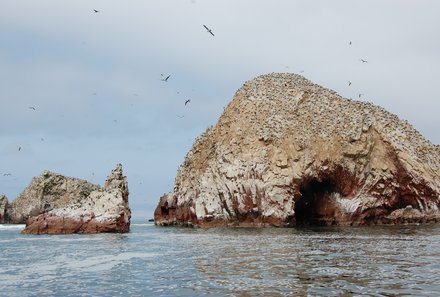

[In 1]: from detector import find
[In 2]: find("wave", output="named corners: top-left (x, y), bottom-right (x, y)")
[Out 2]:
top-left (0, 224), bottom-right (25, 230)
top-left (131, 223), bottom-right (154, 226)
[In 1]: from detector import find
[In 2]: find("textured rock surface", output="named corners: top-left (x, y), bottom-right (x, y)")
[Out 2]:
top-left (0, 195), bottom-right (8, 224)
top-left (6, 171), bottom-right (99, 224)
top-left (154, 73), bottom-right (440, 227)
top-left (22, 164), bottom-right (131, 234)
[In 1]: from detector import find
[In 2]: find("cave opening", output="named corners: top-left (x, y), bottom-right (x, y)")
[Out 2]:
top-left (295, 178), bottom-right (337, 226)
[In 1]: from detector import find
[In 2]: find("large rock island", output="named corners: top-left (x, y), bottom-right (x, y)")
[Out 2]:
top-left (21, 164), bottom-right (131, 234)
top-left (154, 73), bottom-right (440, 227)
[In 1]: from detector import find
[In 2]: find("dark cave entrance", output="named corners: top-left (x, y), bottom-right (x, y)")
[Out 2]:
top-left (295, 179), bottom-right (337, 226)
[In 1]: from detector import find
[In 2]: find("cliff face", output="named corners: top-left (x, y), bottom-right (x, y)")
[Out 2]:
top-left (0, 195), bottom-right (7, 224)
top-left (6, 171), bottom-right (99, 224)
top-left (22, 164), bottom-right (131, 234)
top-left (154, 73), bottom-right (440, 227)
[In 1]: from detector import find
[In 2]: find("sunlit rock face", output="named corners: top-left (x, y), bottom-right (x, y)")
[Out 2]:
top-left (22, 164), bottom-right (131, 234)
top-left (154, 73), bottom-right (440, 227)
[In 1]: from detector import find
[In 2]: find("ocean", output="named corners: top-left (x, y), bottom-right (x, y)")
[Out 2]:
top-left (1, 222), bottom-right (440, 296)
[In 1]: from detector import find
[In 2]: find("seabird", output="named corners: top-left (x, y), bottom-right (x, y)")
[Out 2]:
top-left (360, 59), bottom-right (368, 63)
top-left (29, 107), bottom-right (36, 110)
top-left (349, 41), bottom-right (352, 45)
top-left (18, 146), bottom-right (21, 151)
top-left (161, 74), bottom-right (171, 82)
top-left (348, 81), bottom-right (352, 86)
top-left (203, 25), bottom-right (215, 36)
top-left (93, 9), bottom-right (99, 13)
top-left (3, 173), bottom-right (12, 176)
top-left (359, 94), bottom-right (363, 98)
top-left (184, 99), bottom-right (190, 106)
top-left (177, 115), bottom-right (185, 118)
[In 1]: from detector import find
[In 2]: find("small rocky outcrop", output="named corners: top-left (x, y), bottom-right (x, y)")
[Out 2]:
top-left (154, 73), bottom-right (440, 227)
top-left (6, 171), bottom-right (99, 224)
top-left (22, 164), bottom-right (131, 234)
top-left (0, 195), bottom-right (8, 224)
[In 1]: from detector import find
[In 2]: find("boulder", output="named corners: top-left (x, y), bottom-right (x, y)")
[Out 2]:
top-left (22, 164), bottom-right (131, 234)
top-left (154, 73), bottom-right (440, 227)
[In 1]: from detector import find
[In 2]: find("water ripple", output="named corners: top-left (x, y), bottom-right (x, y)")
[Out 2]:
top-left (1, 224), bottom-right (440, 296)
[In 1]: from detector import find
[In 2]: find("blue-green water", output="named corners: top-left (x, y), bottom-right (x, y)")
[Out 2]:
top-left (1, 223), bottom-right (440, 296)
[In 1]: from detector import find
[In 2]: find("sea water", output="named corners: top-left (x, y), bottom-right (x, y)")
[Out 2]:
top-left (1, 222), bottom-right (440, 296)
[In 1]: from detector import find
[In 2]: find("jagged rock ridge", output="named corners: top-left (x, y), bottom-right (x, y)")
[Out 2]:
top-left (22, 164), bottom-right (131, 234)
top-left (154, 73), bottom-right (440, 227)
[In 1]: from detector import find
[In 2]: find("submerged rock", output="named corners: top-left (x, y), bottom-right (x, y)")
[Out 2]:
top-left (154, 73), bottom-right (440, 227)
top-left (22, 164), bottom-right (131, 234)
top-left (0, 195), bottom-right (7, 224)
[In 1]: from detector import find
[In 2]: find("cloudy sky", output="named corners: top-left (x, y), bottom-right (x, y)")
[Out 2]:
top-left (1, 0), bottom-right (439, 220)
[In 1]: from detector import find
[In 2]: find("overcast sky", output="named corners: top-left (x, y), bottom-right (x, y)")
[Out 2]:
top-left (1, 0), bottom-right (439, 220)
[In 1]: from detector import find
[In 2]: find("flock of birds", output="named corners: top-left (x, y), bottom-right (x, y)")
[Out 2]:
top-left (2, 9), bottom-right (219, 181)
top-left (3, 8), bottom-right (370, 181)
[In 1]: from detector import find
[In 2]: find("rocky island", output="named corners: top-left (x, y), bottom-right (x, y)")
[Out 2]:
top-left (1, 164), bottom-right (131, 234)
top-left (154, 73), bottom-right (440, 227)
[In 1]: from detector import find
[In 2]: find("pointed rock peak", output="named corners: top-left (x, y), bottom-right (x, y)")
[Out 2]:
top-left (104, 164), bottom-right (128, 197)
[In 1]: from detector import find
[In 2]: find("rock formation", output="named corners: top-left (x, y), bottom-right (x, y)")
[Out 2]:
top-left (0, 195), bottom-right (8, 224)
top-left (154, 73), bottom-right (440, 227)
top-left (6, 171), bottom-right (99, 224)
top-left (22, 164), bottom-right (131, 234)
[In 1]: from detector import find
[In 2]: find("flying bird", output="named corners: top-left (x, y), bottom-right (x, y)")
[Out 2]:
top-left (29, 107), bottom-right (36, 110)
top-left (349, 41), bottom-right (352, 45)
top-left (3, 173), bottom-right (12, 176)
top-left (359, 94), bottom-right (363, 98)
top-left (184, 99), bottom-right (191, 106)
top-left (18, 146), bottom-right (21, 151)
top-left (348, 81), bottom-right (352, 86)
top-left (360, 59), bottom-right (368, 63)
top-left (203, 25), bottom-right (215, 36)
top-left (177, 115), bottom-right (185, 118)
top-left (161, 74), bottom-right (171, 82)
top-left (93, 9), bottom-right (99, 13)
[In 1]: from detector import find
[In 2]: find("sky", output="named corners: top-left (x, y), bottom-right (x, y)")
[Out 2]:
top-left (1, 0), bottom-right (439, 220)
